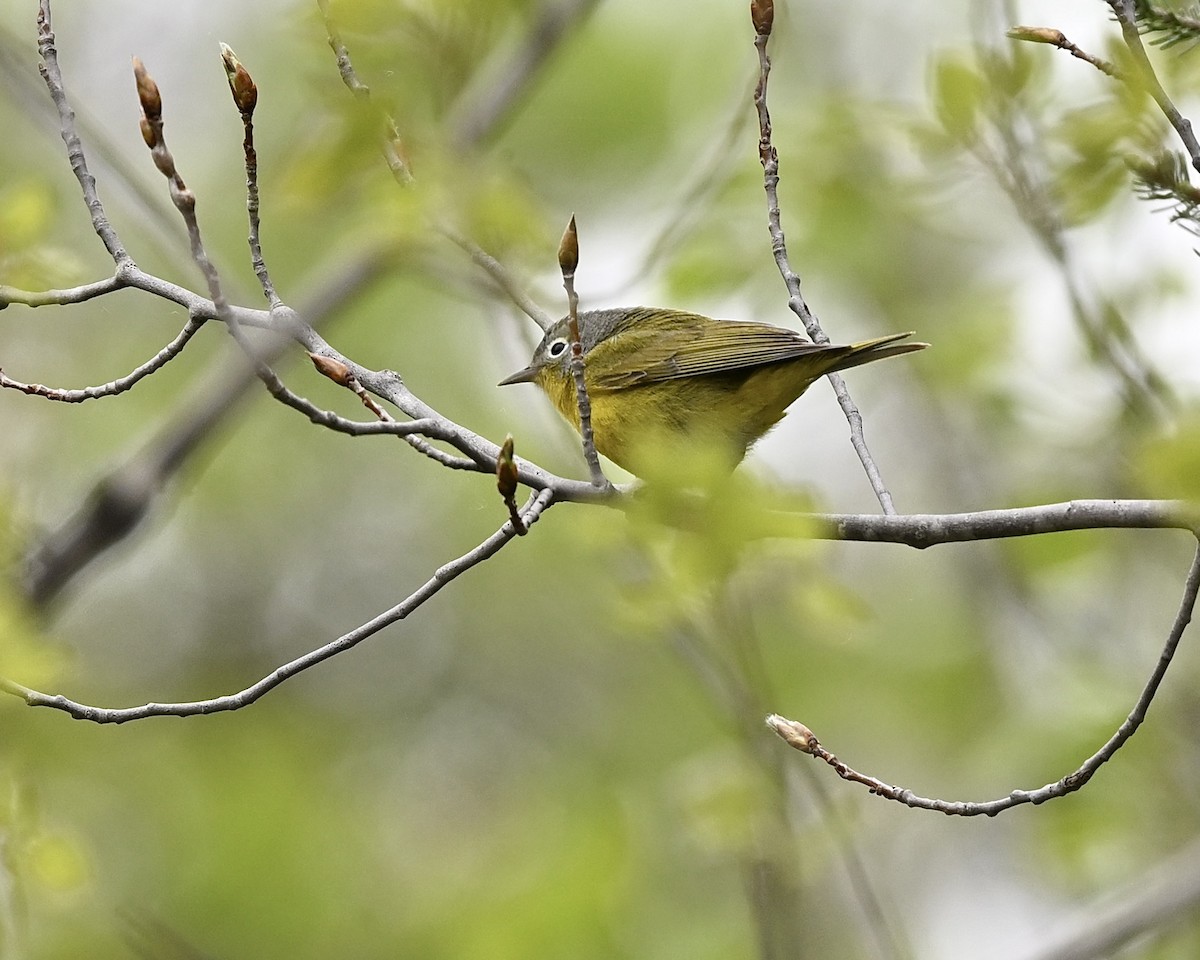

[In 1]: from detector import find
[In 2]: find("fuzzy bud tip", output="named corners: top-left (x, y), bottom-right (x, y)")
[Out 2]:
top-left (220, 42), bottom-right (258, 114)
top-left (750, 0), bottom-right (774, 37)
top-left (132, 57), bottom-right (162, 120)
top-left (765, 714), bottom-right (818, 753)
top-left (497, 434), bottom-right (519, 499)
top-left (557, 214), bottom-right (579, 276)
top-left (1006, 25), bottom-right (1065, 45)
top-left (309, 352), bottom-right (352, 386)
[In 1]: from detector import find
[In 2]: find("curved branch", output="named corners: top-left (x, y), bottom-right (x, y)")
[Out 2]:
top-left (3, 489), bottom-right (555, 723)
top-left (0, 315), bottom-right (204, 401)
top-left (768, 537), bottom-right (1200, 816)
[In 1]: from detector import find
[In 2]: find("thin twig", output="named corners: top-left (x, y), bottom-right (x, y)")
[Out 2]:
top-left (132, 58), bottom-right (228, 327)
top-left (1007, 26), bottom-right (1122, 78)
top-left (1, 490), bottom-right (556, 723)
top-left (4, 9), bottom-right (204, 406)
top-left (767, 536), bottom-right (1200, 816)
top-left (17, 249), bottom-right (497, 610)
top-left (6, 258), bottom-right (603, 488)
top-left (220, 43), bottom-right (279, 308)
top-left (558, 215), bottom-right (608, 488)
top-left (134, 55), bottom-right (293, 399)
top-left (749, 1), bottom-right (901, 515)
top-left (35, 0), bottom-right (130, 266)
top-left (0, 315), bottom-right (204, 401)
top-left (0, 15), bottom-right (187, 266)
top-left (14, 6), bottom-right (611, 611)
top-left (132, 57), bottom-right (426, 462)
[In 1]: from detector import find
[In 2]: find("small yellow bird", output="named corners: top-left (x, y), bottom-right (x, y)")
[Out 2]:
top-left (500, 306), bottom-right (926, 473)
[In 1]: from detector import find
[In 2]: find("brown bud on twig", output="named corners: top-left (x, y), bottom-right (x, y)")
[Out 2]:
top-left (1006, 25), bottom-right (1067, 45)
top-left (750, 0), bottom-right (774, 37)
top-left (557, 214), bottom-right (579, 278)
top-left (496, 434), bottom-right (526, 535)
top-left (765, 714), bottom-right (818, 753)
top-left (497, 434), bottom-right (519, 501)
top-left (309, 352), bottom-right (353, 386)
top-left (220, 43), bottom-right (258, 115)
top-left (132, 57), bottom-right (162, 120)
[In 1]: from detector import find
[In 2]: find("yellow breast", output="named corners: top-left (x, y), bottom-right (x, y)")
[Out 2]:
top-left (536, 362), bottom-right (817, 472)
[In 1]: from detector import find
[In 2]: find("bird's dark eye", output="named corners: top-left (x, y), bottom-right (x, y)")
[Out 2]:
top-left (546, 338), bottom-right (569, 359)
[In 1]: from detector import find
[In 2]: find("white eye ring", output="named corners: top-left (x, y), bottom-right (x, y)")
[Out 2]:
top-left (546, 338), bottom-right (569, 359)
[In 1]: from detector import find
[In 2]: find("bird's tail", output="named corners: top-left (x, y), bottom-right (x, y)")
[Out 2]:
top-left (825, 332), bottom-right (928, 375)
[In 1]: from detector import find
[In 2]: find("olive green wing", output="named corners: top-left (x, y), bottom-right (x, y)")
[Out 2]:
top-left (589, 312), bottom-right (838, 389)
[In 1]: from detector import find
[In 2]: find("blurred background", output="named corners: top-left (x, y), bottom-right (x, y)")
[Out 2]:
top-left (2, 0), bottom-right (1200, 957)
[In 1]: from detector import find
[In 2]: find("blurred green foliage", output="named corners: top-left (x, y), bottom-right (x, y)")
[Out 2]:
top-left (2, 1), bottom-right (1200, 958)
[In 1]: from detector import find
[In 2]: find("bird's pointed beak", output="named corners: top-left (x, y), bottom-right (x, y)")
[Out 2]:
top-left (498, 364), bottom-right (539, 386)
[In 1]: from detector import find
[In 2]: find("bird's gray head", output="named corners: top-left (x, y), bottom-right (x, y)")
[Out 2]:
top-left (497, 308), bottom-right (630, 385)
